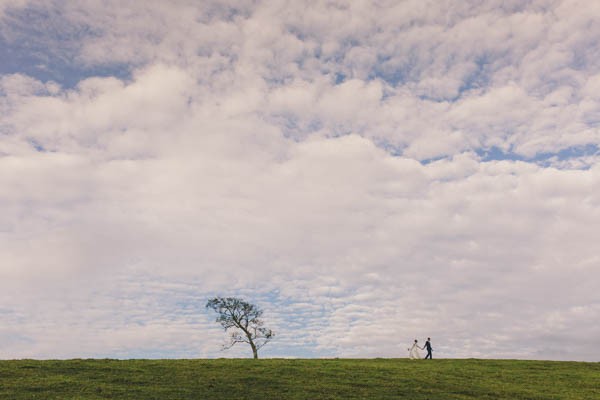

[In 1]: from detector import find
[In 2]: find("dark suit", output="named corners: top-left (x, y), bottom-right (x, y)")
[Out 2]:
top-left (425, 340), bottom-right (433, 359)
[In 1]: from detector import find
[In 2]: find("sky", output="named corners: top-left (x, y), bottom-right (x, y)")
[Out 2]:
top-left (1, 0), bottom-right (599, 361)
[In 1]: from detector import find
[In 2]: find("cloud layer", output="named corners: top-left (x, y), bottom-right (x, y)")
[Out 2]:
top-left (1, 0), bottom-right (599, 360)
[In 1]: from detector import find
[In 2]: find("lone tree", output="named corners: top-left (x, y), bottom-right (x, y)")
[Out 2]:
top-left (206, 297), bottom-right (274, 359)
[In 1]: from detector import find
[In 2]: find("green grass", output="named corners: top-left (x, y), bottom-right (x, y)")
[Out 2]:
top-left (0, 358), bottom-right (598, 399)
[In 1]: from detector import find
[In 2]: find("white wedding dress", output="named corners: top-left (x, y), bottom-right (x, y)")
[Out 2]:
top-left (409, 343), bottom-right (421, 359)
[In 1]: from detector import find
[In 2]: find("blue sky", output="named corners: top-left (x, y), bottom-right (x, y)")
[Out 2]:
top-left (1, 0), bottom-right (599, 361)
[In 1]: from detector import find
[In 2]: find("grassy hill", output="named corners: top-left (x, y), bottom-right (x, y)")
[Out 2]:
top-left (0, 358), bottom-right (598, 399)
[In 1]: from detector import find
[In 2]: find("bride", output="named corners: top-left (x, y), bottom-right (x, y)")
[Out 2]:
top-left (408, 339), bottom-right (423, 359)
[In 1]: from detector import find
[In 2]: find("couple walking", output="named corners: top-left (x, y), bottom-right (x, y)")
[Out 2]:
top-left (408, 337), bottom-right (433, 359)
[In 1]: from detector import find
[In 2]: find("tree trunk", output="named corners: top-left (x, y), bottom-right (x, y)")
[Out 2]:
top-left (242, 328), bottom-right (259, 359)
top-left (250, 340), bottom-right (258, 359)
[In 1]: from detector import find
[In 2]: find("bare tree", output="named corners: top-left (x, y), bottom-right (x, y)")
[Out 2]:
top-left (206, 297), bottom-right (274, 359)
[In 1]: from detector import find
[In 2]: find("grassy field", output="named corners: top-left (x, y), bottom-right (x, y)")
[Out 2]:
top-left (0, 358), bottom-right (598, 399)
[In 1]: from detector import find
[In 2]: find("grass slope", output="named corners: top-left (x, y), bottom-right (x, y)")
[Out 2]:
top-left (0, 358), bottom-right (598, 399)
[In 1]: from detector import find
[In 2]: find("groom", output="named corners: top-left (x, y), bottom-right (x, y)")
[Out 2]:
top-left (424, 338), bottom-right (433, 359)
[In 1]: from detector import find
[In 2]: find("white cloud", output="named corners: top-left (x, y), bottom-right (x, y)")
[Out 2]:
top-left (0, 0), bottom-right (599, 361)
